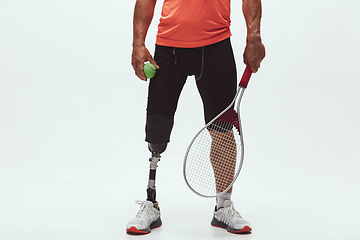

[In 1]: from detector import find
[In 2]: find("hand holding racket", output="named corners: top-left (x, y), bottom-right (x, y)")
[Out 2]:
top-left (183, 65), bottom-right (253, 198)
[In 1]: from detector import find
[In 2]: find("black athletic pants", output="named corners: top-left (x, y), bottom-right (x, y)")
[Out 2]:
top-left (145, 37), bottom-right (237, 143)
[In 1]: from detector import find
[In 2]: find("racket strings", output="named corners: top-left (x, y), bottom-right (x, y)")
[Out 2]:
top-left (210, 122), bottom-right (237, 192)
top-left (185, 120), bottom-right (243, 196)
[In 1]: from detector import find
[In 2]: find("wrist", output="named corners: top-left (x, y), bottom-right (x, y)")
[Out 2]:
top-left (246, 32), bottom-right (262, 42)
top-left (132, 37), bottom-right (146, 48)
top-left (132, 42), bottom-right (145, 48)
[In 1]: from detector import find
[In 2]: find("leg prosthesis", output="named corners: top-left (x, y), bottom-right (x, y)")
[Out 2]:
top-left (146, 143), bottom-right (167, 203)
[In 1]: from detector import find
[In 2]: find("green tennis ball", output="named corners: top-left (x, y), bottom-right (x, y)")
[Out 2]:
top-left (143, 62), bottom-right (156, 79)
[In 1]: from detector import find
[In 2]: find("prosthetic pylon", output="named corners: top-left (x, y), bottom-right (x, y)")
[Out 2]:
top-left (146, 152), bottom-right (160, 203)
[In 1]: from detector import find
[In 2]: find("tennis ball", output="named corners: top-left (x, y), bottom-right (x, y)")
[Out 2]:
top-left (143, 62), bottom-right (156, 79)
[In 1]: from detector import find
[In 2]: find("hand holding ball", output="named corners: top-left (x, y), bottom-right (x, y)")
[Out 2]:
top-left (143, 62), bottom-right (157, 79)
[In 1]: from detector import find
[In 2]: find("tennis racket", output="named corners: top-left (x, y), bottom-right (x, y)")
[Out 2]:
top-left (183, 65), bottom-right (253, 198)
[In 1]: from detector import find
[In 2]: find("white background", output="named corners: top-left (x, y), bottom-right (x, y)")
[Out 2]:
top-left (1, 0), bottom-right (359, 240)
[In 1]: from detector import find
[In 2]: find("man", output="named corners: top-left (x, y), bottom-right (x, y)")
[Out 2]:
top-left (127, 0), bottom-right (265, 234)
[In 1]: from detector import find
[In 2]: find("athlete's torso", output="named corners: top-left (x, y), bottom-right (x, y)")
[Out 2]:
top-left (156, 0), bottom-right (232, 48)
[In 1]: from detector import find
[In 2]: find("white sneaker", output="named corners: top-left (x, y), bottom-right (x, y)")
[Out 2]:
top-left (211, 200), bottom-right (252, 233)
top-left (126, 200), bottom-right (162, 234)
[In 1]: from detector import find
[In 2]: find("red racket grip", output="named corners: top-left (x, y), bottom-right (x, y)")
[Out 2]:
top-left (239, 65), bottom-right (253, 88)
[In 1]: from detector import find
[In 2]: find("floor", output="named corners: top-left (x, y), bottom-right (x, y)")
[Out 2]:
top-left (1, 148), bottom-right (359, 240)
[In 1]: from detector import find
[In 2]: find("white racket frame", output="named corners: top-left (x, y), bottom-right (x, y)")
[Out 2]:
top-left (183, 86), bottom-right (247, 198)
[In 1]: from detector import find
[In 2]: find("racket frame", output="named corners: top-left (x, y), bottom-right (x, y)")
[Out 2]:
top-left (183, 66), bottom-right (251, 198)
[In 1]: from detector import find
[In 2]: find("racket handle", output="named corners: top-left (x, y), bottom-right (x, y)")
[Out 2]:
top-left (239, 65), bottom-right (253, 88)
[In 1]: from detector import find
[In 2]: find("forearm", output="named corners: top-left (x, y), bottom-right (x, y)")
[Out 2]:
top-left (242, 0), bottom-right (265, 72)
top-left (133, 0), bottom-right (157, 47)
top-left (242, 0), bottom-right (262, 41)
top-left (131, 0), bottom-right (159, 80)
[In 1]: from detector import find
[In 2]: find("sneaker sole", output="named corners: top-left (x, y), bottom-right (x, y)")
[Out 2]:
top-left (228, 225), bottom-right (252, 233)
top-left (126, 226), bottom-right (151, 234)
top-left (126, 218), bottom-right (162, 234)
top-left (211, 218), bottom-right (252, 234)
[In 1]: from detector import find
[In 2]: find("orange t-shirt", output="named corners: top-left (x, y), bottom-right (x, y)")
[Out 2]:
top-left (156, 0), bottom-right (232, 48)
